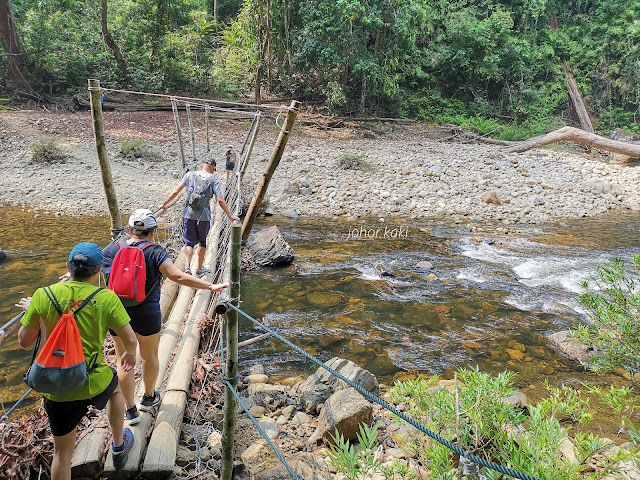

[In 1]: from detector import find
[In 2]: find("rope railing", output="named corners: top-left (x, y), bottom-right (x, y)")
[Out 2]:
top-left (225, 303), bottom-right (541, 480)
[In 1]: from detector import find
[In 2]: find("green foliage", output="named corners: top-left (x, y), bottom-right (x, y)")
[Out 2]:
top-left (573, 255), bottom-right (640, 376)
top-left (30, 137), bottom-right (69, 164)
top-left (336, 153), bottom-right (373, 171)
top-left (119, 138), bottom-right (163, 162)
top-left (0, 99), bottom-right (15, 111)
top-left (586, 384), bottom-right (640, 445)
top-left (327, 423), bottom-right (381, 480)
top-left (4, 0), bottom-right (640, 130)
top-left (387, 368), bottom-right (621, 480)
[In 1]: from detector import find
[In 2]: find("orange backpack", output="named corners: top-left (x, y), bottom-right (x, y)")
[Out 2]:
top-left (23, 286), bottom-right (102, 395)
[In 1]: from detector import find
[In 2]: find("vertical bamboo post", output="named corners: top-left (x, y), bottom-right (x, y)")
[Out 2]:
top-left (205, 106), bottom-right (211, 153)
top-left (186, 103), bottom-right (197, 161)
top-left (88, 78), bottom-right (122, 239)
top-left (171, 98), bottom-right (186, 169)
top-left (221, 224), bottom-right (241, 480)
top-left (242, 101), bottom-right (299, 241)
top-left (240, 113), bottom-right (261, 176)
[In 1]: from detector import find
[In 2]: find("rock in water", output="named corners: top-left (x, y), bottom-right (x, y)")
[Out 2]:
top-left (246, 226), bottom-right (294, 267)
top-left (0, 249), bottom-right (6, 262)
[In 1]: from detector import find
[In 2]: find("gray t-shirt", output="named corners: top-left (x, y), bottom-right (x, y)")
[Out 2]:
top-left (181, 170), bottom-right (222, 221)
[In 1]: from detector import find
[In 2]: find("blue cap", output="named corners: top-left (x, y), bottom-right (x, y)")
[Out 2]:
top-left (68, 242), bottom-right (104, 266)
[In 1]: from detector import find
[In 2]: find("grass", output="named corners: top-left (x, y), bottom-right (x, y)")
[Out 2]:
top-left (337, 153), bottom-right (374, 171)
top-left (119, 137), bottom-right (163, 162)
top-left (30, 137), bottom-right (69, 164)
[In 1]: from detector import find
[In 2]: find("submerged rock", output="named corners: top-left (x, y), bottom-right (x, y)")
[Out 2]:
top-left (548, 330), bottom-right (596, 362)
top-left (0, 249), bottom-right (6, 261)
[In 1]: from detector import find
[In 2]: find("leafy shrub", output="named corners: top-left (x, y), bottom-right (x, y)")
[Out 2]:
top-left (31, 137), bottom-right (69, 164)
top-left (573, 254), bottom-right (640, 376)
top-left (119, 138), bottom-right (163, 162)
top-left (337, 153), bottom-right (373, 171)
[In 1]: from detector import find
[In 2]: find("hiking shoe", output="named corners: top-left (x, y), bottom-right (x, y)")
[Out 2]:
top-left (124, 406), bottom-right (140, 425)
top-left (138, 391), bottom-right (161, 412)
top-left (196, 267), bottom-right (211, 277)
top-left (184, 267), bottom-right (192, 275)
top-left (112, 427), bottom-right (134, 470)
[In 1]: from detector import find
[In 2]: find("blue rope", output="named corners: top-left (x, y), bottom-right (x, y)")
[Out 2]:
top-left (0, 388), bottom-right (34, 423)
top-left (219, 322), bottom-right (299, 479)
top-left (227, 303), bottom-right (540, 480)
top-left (221, 378), bottom-right (301, 480)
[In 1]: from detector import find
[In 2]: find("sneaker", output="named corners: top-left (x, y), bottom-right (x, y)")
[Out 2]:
top-left (196, 267), bottom-right (211, 277)
top-left (124, 406), bottom-right (140, 425)
top-left (112, 427), bottom-right (134, 470)
top-left (184, 267), bottom-right (192, 275)
top-left (138, 391), bottom-right (161, 412)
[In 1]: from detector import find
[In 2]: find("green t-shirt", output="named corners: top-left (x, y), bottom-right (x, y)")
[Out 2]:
top-left (21, 281), bottom-right (131, 402)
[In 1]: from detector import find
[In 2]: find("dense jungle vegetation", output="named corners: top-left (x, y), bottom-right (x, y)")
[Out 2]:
top-left (1, 0), bottom-right (639, 137)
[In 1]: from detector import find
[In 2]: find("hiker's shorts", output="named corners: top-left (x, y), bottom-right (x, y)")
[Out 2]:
top-left (226, 161), bottom-right (236, 171)
top-left (183, 218), bottom-right (210, 247)
top-left (110, 310), bottom-right (162, 337)
top-left (43, 368), bottom-right (118, 437)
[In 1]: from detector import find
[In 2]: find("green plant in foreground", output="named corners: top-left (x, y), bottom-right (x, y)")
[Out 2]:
top-left (119, 138), bottom-right (163, 162)
top-left (31, 137), bottom-right (69, 163)
top-left (386, 368), bottom-right (625, 480)
top-left (0, 98), bottom-right (15, 110)
top-left (328, 423), bottom-right (381, 480)
top-left (573, 254), bottom-right (640, 377)
top-left (336, 153), bottom-right (373, 171)
top-left (586, 384), bottom-right (640, 445)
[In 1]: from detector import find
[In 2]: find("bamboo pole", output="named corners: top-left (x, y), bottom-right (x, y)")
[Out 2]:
top-left (186, 103), bottom-right (197, 162)
top-left (205, 106), bottom-right (211, 153)
top-left (88, 79), bottom-right (122, 239)
top-left (221, 224), bottom-right (241, 480)
top-left (240, 114), bottom-right (261, 176)
top-left (242, 101), bottom-right (300, 241)
top-left (171, 98), bottom-right (186, 169)
top-left (0, 312), bottom-right (24, 345)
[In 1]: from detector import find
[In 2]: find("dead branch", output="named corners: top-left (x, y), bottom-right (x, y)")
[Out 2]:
top-left (505, 126), bottom-right (640, 158)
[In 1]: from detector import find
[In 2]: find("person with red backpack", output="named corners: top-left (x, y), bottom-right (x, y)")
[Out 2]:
top-left (18, 242), bottom-right (138, 478)
top-left (102, 209), bottom-right (228, 425)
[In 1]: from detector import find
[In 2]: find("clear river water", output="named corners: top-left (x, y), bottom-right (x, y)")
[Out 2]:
top-left (1, 206), bottom-right (639, 434)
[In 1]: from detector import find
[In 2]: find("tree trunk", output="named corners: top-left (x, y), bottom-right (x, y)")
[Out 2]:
top-left (563, 60), bottom-right (594, 133)
top-left (0, 0), bottom-right (32, 91)
top-left (505, 126), bottom-right (640, 158)
top-left (213, 0), bottom-right (217, 23)
top-left (265, 0), bottom-right (272, 90)
top-left (100, 0), bottom-right (130, 82)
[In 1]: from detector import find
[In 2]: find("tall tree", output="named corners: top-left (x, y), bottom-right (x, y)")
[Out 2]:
top-left (100, 0), bottom-right (130, 83)
top-left (0, 0), bottom-right (32, 91)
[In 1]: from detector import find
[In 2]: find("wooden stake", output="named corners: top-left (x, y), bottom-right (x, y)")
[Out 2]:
top-left (240, 114), bottom-right (261, 176)
top-left (186, 103), bottom-right (197, 162)
top-left (205, 106), bottom-right (211, 153)
top-left (88, 79), bottom-right (122, 239)
top-left (171, 98), bottom-right (186, 169)
top-left (221, 224), bottom-right (242, 480)
top-left (242, 101), bottom-right (300, 241)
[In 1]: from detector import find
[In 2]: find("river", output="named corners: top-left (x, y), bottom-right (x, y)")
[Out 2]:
top-left (1, 206), bottom-right (639, 430)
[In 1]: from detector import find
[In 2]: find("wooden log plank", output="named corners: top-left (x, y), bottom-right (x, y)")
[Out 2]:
top-left (141, 390), bottom-right (187, 479)
top-left (70, 428), bottom-right (108, 478)
top-left (564, 61), bottom-right (594, 133)
top-left (505, 126), bottom-right (640, 157)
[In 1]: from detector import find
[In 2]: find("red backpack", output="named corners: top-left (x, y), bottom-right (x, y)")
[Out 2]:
top-left (24, 286), bottom-right (102, 394)
top-left (108, 241), bottom-right (156, 306)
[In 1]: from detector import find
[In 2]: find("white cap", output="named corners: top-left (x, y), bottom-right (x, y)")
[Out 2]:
top-left (128, 208), bottom-right (157, 231)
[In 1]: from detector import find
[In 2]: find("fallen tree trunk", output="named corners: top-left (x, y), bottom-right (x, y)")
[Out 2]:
top-left (505, 126), bottom-right (640, 157)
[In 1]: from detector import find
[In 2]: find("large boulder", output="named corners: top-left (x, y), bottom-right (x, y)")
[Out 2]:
top-left (308, 387), bottom-right (373, 444)
top-left (292, 357), bottom-right (379, 414)
top-left (246, 226), bottom-right (294, 267)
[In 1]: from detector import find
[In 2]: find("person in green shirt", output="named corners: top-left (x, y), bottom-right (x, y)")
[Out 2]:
top-left (18, 242), bottom-right (138, 479)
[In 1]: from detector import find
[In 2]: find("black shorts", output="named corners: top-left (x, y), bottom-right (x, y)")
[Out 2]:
top-left (183, 218), bottom-right (210, 247)
top-left (110, 310), bottom-right (162, 337)
top-left (43, 368), bottom-right (118, 437)
top-left (226, 161), bottom-right (236, 171)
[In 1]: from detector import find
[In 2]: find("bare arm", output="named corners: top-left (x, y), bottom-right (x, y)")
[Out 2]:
top-left (159, 259), bottom-right (227, 291)
top-left (216, 195), bottom-right (240, 222)
top-left (18, 324), bottom-right (40, 348)
top-left (160, 183), bottom-right (186, 210)
top-left (112, 323), bottom-right (137, 372)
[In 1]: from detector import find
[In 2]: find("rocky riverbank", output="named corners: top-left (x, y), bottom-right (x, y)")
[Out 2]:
top-left (1, 110), bottom-right (640, 225)
top-left (179, 357), bottom-right (639, 480)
